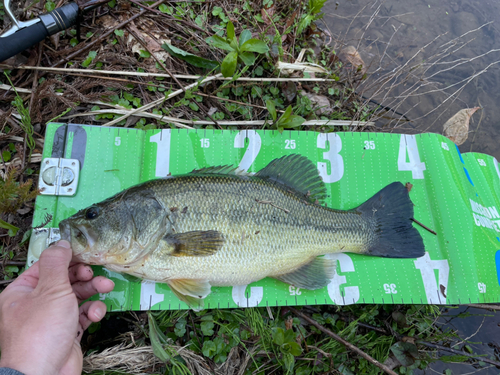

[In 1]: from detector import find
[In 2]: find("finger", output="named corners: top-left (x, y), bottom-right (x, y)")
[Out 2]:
top-left (36, 240), bottom-right (72, 288)
top-left (78, 300), bottom-right (107, 332)
top-left (73, 276), bottom-right (115, 302)
top-left (69, 263), bottom-right (94, 284)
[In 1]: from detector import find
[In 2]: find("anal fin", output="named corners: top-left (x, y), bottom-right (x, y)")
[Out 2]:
top-left (167, 279), bottom-right (211, 311)
top-left (272, 257), bottom-right (336, 290)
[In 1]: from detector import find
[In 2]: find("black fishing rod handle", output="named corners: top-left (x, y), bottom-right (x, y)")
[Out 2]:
top-left (0, 2), bottom-right (79, 63)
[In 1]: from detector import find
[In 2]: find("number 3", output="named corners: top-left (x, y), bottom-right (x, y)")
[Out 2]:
top-left (317, 133), bottom-right (344, 183)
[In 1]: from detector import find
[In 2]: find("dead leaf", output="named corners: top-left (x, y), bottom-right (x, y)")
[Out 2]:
top-left (261, 3), bottom-right (275, 25)
top-left (440, 284), bottom-right (447, 298)
top-left (285, 315), bottom-right (293, 330)
top-left (300, 90), bottom-right (332, 115)
top-left (443, 107), bottom-right (480, 145)
top-left (16, 206), bottom-right (31, 215)
top-left (281, 81), bottom-right (297, 102)
top-left (284, 10), bottom-right (298, 31)
top-left (49, 33), bottom-right (60, 50)
top-left (338, 45), bottom-right (366, 74)
top-left (405, 182), bottom-right (413, 193)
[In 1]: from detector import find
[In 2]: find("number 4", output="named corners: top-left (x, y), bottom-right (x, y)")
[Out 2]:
top-left (398, 135), bottom-right (426, 179)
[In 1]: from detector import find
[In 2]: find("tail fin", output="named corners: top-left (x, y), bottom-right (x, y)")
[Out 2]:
top-left (356, 182), bottom-right (425, 258)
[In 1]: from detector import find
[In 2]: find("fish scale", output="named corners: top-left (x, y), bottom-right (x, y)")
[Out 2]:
top-left (137, 174), bottom-right (369, 286)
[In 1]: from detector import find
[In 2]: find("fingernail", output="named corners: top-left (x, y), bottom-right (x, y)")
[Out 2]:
top-left (56, 240), bottom-right (71, 249)
top-left (95, 307), bottom-right (105, 320)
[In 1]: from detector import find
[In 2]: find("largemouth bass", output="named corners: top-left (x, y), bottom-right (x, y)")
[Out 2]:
top-left (59, 154), bottom-right (425, 309)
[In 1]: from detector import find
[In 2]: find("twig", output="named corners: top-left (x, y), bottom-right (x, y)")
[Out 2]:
top-left (126, 24), bottom-right (220, 128)
top-left (0, 279), bottom-right (14, 285)
top-left (255, 199), bottom-right (290, 214)
top-left (0, 66), bottom-right (340, 82)
top-left (127, 0), bottom-right (209, 35)
top-left (3, 261), bottom-right (26, 266)
top-left (101, 74), bottom-right (221, 127)
top-left (289, 307), bottom-right (399, 375)
top-left (416, 340), bottom-right (500, 367)
top-left (410, 218), bottom-right (437, 235)
top-left (51, 0), bottom-right (167, 67)
top-left (346, 317), bottom-right (500, 368)
top-left (465, 303), bottom-right (500, 311)
top-left (65, 108), bottom-right (374, 127)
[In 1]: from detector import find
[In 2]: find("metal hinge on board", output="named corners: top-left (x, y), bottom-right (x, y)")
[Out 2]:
top-left (38, 158), bottom-right (80, 196)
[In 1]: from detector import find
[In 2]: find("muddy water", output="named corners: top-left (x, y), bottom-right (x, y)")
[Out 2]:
top-left (323, 0), bottom-right (500, 160)
top-left (323, 1), bottom-right (500, 374)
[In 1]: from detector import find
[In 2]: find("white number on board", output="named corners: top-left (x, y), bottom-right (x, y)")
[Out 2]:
top-left (285, 139), bottom-right (296, 149)
top-left (364, 140), bottom-right (375, 150)
top-left (414, 252), bottom-right (449, 304)
top-left (114, 137), bottom-right (121, 146)
top-left (140, 280), bottom-right (164, 310)
top-left (383, 284), bottom-right (397, 294)
top-left (398, 134), bottom-right (426, 179)
top-left (441, 142), bottom-right (449, 151)
top-left (478, 283), bottom-right (486, 294)
top-left (478, 159), bottom-right (486, 166)
top-left (232, 285), bottom-right (263, 307)
top-left (317, 133), bottom-right (344, 183)
top-left (200, 138), bottom-right (210, 148)
top-left (289, 285), bottom-right (301, 295)
top-left (494, 158), bottom-right (500, 182)
top-left (150, 130), bottom-right (171, 177)
top-left (326, 253), bottom-right (359, 305)
top-left (234, 130), bottom-right (262, 172)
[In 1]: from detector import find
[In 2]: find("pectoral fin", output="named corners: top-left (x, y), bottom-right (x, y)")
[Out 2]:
top-left (163, 230), bottom-right (224, 257)
top-left (272, 257), bottom-right (336, 290)
top-left (167, 279), bottom-right (211, 311)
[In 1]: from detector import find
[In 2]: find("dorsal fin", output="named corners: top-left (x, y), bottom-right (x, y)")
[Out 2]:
top-left (189, 165), bottom-right (251, 176)
top-left (256, 154), bottom-right (327, 204)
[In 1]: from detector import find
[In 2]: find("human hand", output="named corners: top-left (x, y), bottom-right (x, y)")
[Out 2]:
top-left (0, 240), bottom-right (115, 375)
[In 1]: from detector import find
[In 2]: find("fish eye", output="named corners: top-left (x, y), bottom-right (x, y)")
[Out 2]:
top-left (85, 206), bottom-right (100, 220)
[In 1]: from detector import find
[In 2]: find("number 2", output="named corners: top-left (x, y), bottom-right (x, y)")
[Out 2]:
top-left (234, 130), bottom-right (262, 172)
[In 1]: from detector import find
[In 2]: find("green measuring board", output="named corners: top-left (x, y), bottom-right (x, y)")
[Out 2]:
top-left (28, 123), bottom-right (500, 311)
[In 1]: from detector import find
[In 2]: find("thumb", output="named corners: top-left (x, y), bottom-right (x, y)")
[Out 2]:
top-left (37, 240), bottom-right (72, 289)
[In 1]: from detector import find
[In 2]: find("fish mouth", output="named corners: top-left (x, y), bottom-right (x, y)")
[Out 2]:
top-left (59, 220), bottom-right (95, 254)
top-left (59, 220), bottom-right (72, 242)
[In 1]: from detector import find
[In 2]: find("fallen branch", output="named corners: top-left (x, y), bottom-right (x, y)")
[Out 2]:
top-left (0, 66), bottom-right (340, 82)
top-left (51, 0), bottom-right (168, 67)
top-left (465, 303), bottom-right (500, 311)
top-left (64, 108), bottom-right (374, 127)
top-left (410, 218), bottom-right (437, 235)
top-left (289, 307), bottom-right (399, 375)
top-left (102, 73), bottom-right (222, 127)
top-left (346, 317), bottom-right (500, 367)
